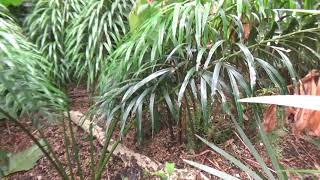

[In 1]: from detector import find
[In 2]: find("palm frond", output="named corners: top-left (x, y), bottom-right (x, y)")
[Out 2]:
top-left (0, 5), bottom-right (66, 121)
top-left (96, 0), bottom-right (320, 143)
top-left (65, 0), bottom-right (134, 88)
top-left (24, 0), bottom-right (86, 85)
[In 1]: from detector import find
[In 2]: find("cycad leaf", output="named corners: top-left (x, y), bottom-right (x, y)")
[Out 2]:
top-left (163, 88), bottom-right (178, 122)
top-left (200, 77), bottom-right (208, 125)
top-left (211, 62), bottom-right (222, 98)
top-left (236, 43), bottom-right (256, 90)
top-left (122, 68), bottom-right (170, 102)
top-left (204, 40), bottom-right (224, 68)
top-left (149, 92), bottom-right (156, 137)
top-left (178, 67), bottom-right (196, 108)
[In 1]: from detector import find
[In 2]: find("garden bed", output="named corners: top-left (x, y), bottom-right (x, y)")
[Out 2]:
top-left (1, 87), bottom-right (319, 179)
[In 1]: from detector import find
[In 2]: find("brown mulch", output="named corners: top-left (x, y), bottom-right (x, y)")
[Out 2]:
top-left (1, 86), bottom-right (319, 179)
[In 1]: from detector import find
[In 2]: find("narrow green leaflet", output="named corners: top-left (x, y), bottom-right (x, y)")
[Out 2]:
top-left (149, 92), bottom-right (156, 137)
top-left (229, 115), bottom-right (276, 180)
top-left (272, 47), bottom-right (297, 84)
top-left (178, 67), bottom-right (195, 108)
top-left (172, 3), bottom-right (181, 42)
top-left (196, 48), bottom-right (206, 71)
top-left (236, 43), bottom-right (256, 90)
top-left (273, 9), bottom-right (320, 14)
top-left (122, 68), bottom-right (171, 102)
top-left (200, 77), bottom-right (208, 125)
top-left (184, 159), bottom-right (239, 180)
top-left (210, 62), bottom-right (222, 98)
top-left (163, 88), bottom-right (178, 122)
top-left (204, 40), bottom-right (224, 68)
top-left (237, 0), bottom-right (243, 17)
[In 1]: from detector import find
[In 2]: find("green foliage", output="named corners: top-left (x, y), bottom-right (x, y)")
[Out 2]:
top-left (0, 0), bottom-right (319, 179)
top-left (154, 162), bottom-right (175, 180)
top-left (97, 0), bottom-right (320, 144)
top-left (0, 5), bottom-right (67, 120)
top-left (65, 0), bottom-right (134, 88)
top-left (0, 0), bottom-right (23, 7)
top-left (165, 162), bottom-right (175, 175)
top-left (0, 140), bottom-right (46, 177)
top-left (24, 0), bottom-right (86, 85)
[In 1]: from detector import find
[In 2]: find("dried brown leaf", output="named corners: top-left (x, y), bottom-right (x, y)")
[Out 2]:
top-left (264, 70), bottom-right (320, 136)
top-left (316, 79), bottom-right (320, 96)
top-left (243, 23), bottom-right (250, 41)
top-left (291, 70), bottom-right (320, 137)
top-left (263, 104), bottom-right (277, 132)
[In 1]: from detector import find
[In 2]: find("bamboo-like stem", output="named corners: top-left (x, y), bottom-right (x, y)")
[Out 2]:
top-left (66, 109), bottom-right (84, 180)
top-left (94, 117), bottom-right (118, 180)
top-left (89, 79), bottom-right (97, 180)
top-left (62, 117), bottom-right (75, 180)
top-left (94, 119), bottom-right (134, 180)
top-left (37, 128), bottom-right (68, 179)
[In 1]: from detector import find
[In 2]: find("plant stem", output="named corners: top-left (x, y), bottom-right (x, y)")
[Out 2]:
top-left (89, 80), bottom-right (97, 180)
top-left (185, 91), bottom-right (196, 146)
top-left (62, 117), bottom-right (75, 179)
top-left (66, 109), bottom-right (84, 180)
top-left (94, 120), bottom-right (134, 180)
top-left (0, 108), bottom-right (69, 179)
top-left (89, 123), bottom-right (95, 180)
top-left (94, 118), bottom-right (118, 179)
top-left (37, 128), bottom-right (68, 178)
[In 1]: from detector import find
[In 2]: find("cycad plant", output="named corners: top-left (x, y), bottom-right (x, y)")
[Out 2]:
top-left (96, 0), bottom-right (320, 144)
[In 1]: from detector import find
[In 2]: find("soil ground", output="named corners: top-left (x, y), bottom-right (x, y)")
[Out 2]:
top-left (1, 86), bottom-right (319, 180)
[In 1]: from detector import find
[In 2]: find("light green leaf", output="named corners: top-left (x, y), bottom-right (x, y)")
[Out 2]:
top-left (238, 95), bottom-right (320, 111)
top-left (0, 0), bottom-right (22, 6)
top-left (184, 159), bottom-right (239, 180)
top-left (178, 68), bottom-right (196, 108)
top-left (273, 9), bottom-right (320, 14)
